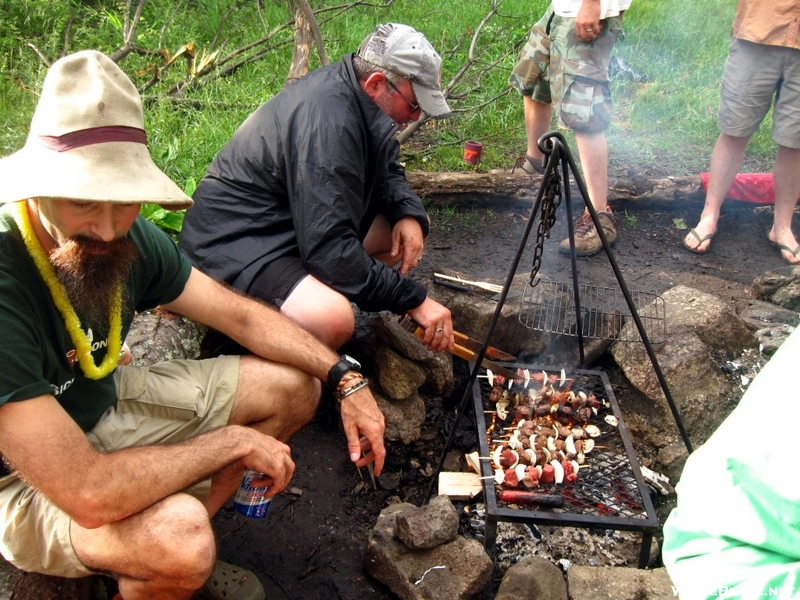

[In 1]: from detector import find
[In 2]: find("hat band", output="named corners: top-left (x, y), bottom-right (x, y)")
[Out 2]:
top-left (38, 126), bottom-right (147, 152)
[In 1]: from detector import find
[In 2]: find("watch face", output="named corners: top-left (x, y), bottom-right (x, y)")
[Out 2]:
top-left (342, 355), bottom-right (361, 370)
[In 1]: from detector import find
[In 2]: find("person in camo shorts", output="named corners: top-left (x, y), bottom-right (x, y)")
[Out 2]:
top-left (510, 0), bottom-right (630, 257)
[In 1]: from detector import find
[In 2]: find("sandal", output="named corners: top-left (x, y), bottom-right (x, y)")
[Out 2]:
top-left (682, 228), bottom-right (714, 254)
top-left (511, 155), bottom-right (545, 175)
top-left (769, 239), bottom-right (800, 265)
top-left (195, 561), bottom-right (265, 600)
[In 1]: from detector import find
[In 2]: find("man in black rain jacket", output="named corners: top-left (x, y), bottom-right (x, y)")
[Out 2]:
top-left (181, 23), bottom-right (455, 351)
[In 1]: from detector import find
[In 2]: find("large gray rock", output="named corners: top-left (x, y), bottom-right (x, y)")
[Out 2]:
top-left (372, 312), bottom-right (436, 361)
top-left (374, 388), bottom-right (426, 444)
top-left (420, 351), bottom-right (455, 397)
top-left (752, 266), bottom-right (800, 311)
top-left (737, 299), bottom-right (798, 356)
top-left (658, 286), bottom-right (756, 357)
top-left (125, 309), bottom-right (206, 366)
top-left (370, 313), bottom-right (454, 397)
top-left (364, 503), bottom-right (493, 600)
top-left (374, 344), bottom-right (428, 401)
top-left (738, 299), bottom-right (799, 330)
top-left (611, 285), bottom-right (755, 444)
top-left (396, 495), bottom-right (459, 550)
top-left (566, 566), bottom-right (675, 600)
top-left (495, 556), bottom-right (568, 600)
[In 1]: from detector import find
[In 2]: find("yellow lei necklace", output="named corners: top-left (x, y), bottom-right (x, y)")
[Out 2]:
top-left (13, 202), bottom-right (122, 379)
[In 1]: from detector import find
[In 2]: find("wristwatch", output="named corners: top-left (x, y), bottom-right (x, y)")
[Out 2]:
top-left (327, 355), bottom-right (362, 390)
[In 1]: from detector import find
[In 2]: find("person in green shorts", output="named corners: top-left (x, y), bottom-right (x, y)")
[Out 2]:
top-left (510, 0), bottom-right (629, 257)
top-left (0, 51), bottom-right (385, 600)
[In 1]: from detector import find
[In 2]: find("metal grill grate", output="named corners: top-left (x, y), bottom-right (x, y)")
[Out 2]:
top-left (519, 279), bottom-right (666, 343)
top-left (474, 365), bottom-right (660, 538)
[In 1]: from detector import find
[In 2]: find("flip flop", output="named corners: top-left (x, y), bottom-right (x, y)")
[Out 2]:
top-left (682, 228), bottom-right (714, 254)
top-left (769, 239), bottom-right (800, 265)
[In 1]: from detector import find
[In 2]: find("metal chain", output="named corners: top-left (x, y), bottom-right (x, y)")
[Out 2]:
top-left (529, 162), bottom-right (563, 286)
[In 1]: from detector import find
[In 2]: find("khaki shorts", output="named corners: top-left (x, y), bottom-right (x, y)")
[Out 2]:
top-left (510, 5), bottom-right (623, 133)
top-left (718, 38), bottom-right (800, 149)
top-left (0, 356), bottom-right (240, 578)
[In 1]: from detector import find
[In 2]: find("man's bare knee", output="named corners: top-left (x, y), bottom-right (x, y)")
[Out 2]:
top-left (281, 279), bottom-right (355, 349)
top-left (234, 356), bottom-right (321, 438)
top-left (145, 494), bottom-right (216, 586)
top-left (279, 368), bottom-right (321, 430)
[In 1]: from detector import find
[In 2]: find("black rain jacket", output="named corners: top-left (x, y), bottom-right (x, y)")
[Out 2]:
top-left (180, 55), bottom-right (429, 314)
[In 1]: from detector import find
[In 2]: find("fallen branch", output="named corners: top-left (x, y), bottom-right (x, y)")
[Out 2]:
top-left (398, 0), bottom-right (500, 144)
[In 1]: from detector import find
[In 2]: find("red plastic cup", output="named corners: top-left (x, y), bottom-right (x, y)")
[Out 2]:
top-left (463, 141), bottom-right (483, 165)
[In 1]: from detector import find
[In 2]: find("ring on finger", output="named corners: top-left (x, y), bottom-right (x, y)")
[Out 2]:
top-left (435, 327), bottom-right (444, 333)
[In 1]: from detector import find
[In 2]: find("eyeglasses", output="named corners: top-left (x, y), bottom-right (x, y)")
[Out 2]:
top-left (386, 79), bottom-right (419, 112)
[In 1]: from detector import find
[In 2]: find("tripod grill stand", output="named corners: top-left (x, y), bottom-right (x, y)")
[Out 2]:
top-left (426, 131), bottom-right (693, 506)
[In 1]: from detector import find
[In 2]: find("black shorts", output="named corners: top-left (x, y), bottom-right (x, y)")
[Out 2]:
top-left (248, 255), bottom-right (309, 308)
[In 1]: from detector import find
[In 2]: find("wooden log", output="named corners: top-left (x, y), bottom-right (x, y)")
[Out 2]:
top-left (404, 171), bottom-right (705, 207)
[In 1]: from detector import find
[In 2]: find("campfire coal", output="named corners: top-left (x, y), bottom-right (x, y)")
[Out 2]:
top-left (472, 365), bottom-right (660, 568)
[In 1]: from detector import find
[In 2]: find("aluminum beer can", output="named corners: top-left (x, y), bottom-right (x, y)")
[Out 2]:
top-left (233, 469), bottom-right (271, 519)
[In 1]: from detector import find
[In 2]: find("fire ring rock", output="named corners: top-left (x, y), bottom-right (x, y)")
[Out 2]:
top-left (396, 495), bottom-right (459, 550)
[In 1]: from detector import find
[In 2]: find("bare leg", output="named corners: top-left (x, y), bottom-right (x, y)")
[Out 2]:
top-left (363, 213), bottom-right (398, 267)
top-left (525, 96), bottom-right (553, 163)
top-left (280, 276), bottom-right (355, 349)
top-left (574, 131), bottom-right (609, 212)
top-left (279, 214), bottom-right (411, 349)
top-left (768, 144), bottom-right (800, 263)
top-left (204, 355), bottom-right (321, 513)
top-left (72, 494), bottom-right (216, 600)
top-left (684, 133), bottom-right (751, 252)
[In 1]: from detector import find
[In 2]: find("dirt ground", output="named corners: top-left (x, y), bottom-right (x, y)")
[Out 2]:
top-left (206, 174), bottom-right (796, 599)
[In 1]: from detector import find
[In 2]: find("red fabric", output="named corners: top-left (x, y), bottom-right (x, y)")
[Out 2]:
top-left (38, 126), bottom-right (147, 152)
top-left (699, 172), bottom-right (800, 205)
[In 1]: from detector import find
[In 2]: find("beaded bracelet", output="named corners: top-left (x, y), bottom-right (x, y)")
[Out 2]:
top-left (337, 377), bottom-right (370, 401)
top-left (336, 371), bottom-right (363, 395)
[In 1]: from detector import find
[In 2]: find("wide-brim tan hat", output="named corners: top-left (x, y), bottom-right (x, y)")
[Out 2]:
top-left (0, 50), bottom-right (192, 210)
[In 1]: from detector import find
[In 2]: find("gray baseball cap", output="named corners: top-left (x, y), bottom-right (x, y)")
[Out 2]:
top-left (358, 23), bottom-right (451, 119)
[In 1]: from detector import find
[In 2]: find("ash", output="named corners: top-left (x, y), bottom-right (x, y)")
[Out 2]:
top-left (461, 504), bottom-right (656, 573)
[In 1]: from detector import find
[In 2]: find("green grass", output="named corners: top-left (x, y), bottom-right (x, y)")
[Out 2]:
top-left (621, 209), bottom-right (638, 231)
top-left (426, 202), bottom-right (499, 236)
top-left (0, 0), bottom-right (780, 231)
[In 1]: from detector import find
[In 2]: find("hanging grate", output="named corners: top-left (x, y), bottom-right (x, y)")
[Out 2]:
top-left (518, 279), bottom-right (666, 343)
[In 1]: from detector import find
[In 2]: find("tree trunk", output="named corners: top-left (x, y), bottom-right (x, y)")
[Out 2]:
top-left (286, 8), bottom-right (312, 84)
top-left (404, 171), bottom-right (705, 207)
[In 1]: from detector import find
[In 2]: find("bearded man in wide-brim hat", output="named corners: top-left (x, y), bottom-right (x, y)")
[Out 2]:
top-left (0, 50), bottom-right (385, 600)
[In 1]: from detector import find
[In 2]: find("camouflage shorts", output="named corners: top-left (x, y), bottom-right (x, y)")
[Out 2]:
top-left (510, 5), bottom-right (623, 133)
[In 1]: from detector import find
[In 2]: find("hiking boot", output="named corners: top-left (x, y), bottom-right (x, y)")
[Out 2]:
top-left (490, 155), bottom-right (545, 176)
top-left (558, 210), bottom-right (617, 257)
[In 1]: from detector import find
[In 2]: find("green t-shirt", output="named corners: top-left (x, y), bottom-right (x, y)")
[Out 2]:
top-left (0, 204), bottom-right (192, 431)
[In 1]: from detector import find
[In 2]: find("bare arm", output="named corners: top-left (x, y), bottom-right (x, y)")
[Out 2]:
top-left (0, 395), bottom-right (293, 529)
top-left (164, 268), bottom-right (386, 474)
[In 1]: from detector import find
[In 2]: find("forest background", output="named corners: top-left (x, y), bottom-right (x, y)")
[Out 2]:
top-left (0, 0), bottom-right (774, 231)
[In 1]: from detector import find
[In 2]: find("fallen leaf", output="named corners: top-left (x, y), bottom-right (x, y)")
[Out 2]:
top-left (673, 218), bottom-right (687, 230)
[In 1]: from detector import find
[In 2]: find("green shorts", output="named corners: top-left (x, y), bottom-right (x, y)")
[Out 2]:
top-left (0, 356), bottom-right (240, 578)
top-left (510, 5), bottom-right (623, 133)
